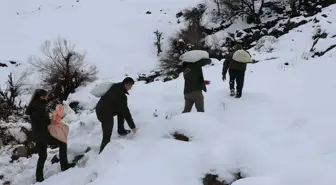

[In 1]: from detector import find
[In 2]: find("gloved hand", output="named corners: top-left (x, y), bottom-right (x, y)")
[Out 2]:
top-left (222, 75), bottom-right (226, 81)
top-left (204, 80), bottom-right (210, 85)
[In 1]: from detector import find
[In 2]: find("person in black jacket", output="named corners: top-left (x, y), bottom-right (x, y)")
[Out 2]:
top-left (222, 44), bottom-right (255, 98)
top-left (25, 89), bottom-right (74, 183)
top-left (95, 77), bottom-right (137, 153)
top-left (180, 58), bottom-right (211, 113)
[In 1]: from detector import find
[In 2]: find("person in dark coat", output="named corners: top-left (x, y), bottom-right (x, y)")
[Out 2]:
top-left (222, 44), bottom-right (255, 98)
top-left (179, 58), bottom-right (211, 113)
top-left (25, 89), bottom-right (74, 183)
top-left (95, 77), bottom-right (137, 153)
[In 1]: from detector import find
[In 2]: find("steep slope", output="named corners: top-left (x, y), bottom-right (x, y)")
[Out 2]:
top-left (0, 0), bottom-right (196, 80)
top-left (2, 2), bottom-right (336, 185)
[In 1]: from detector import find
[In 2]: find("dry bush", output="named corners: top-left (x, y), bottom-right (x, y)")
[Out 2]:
top-left (0, 72), bottom-right (28, 107)
top-left (29, 37), bottom-right (98, 101)
top-left (203, 173), bottom-right (227, 185)
top-left (183, 4), bottom-right (206, 28)
top-left (159, 4), bottom-right (207, 75)
top-left (213, 0), bottom-right (265, 24)
top-left (159, 26), bottom-right (205, 75)
top-left (203, 172), bottom-right (244, 185)
top-left (0, 72), bottom-right (28, 120)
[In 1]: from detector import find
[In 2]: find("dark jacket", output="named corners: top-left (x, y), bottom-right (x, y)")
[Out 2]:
top-left (95, 82), bottom-right (136, 129)
top-left (25, 100), bottom-right (51, 143)
top-left (222, 53), bottom-right (248, 75)
top-left (181, 58), bottom-right (211, 94)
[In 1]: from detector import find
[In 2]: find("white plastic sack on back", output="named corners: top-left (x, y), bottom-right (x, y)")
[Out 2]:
top-left (232, 50), bottom-right (253, 63)
top-left (90, 81), bottom-right (114, 98)
top-left (179, 50), bottom-right (210, 63)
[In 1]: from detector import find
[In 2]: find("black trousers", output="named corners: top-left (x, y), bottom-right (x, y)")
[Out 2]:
top-left (99, 114), bottom-right (126, 153)
top-left (229, 69), bottom-right (245, 95)
top-left (36, 137), bottom-right (69, 182)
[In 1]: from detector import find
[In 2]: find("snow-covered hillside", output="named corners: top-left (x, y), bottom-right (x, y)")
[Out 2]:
top-left (1, 1), bottom-right (336, 185)
top-left (0, 0), bottom-right (196, 80)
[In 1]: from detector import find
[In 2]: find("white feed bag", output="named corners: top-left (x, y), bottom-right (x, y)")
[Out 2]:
top-left (90, 81), bottom-right (114, 98)
top-left (232, 50), bottom-right (253, 63)
top-left (179, 50), bottom-right (210, 63)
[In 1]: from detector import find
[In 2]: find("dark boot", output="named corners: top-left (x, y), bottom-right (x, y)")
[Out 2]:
top-left (118, 130), bottom-right (131, 136)
top-left (230, 89), bottom-right (235, 96)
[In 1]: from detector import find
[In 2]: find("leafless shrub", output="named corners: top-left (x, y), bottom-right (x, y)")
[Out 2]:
top-left (29, 36), bottom-right (98, 101)
top-left (159, 4), bottom-right (207, 75)
top-left (0, 72), bottom-right (28, 108)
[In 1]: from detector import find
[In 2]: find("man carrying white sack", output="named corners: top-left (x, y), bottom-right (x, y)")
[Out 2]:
top-left (92, 77), bottom-right (137, 154)
top-left (222, 44), bottom-right (257, 98)
top-left (178, 50), bottom-right (211, 113)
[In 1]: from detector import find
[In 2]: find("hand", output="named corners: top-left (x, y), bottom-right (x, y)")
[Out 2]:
top-left (222, 75), bottom-right (226, 81)
top-left (204, 80), bottom-right (210, 85)
top-left (131, 128), bottom-right (137, 133)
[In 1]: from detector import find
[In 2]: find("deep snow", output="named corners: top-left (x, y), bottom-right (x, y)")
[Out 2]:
top-left (0, 0), bottom-right (197, 81)
top-left (1, 1), bottom-right (336, 185)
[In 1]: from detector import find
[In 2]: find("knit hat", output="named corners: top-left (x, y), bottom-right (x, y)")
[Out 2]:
top-left (232, 44), bottom-right (243, 51)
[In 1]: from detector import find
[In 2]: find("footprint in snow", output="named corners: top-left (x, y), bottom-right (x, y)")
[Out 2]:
top-left (83, 172), bottom-right (98, 184)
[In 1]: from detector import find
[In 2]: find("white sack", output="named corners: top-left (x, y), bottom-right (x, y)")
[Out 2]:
top-left (90, 81), bottom-right (114, 98)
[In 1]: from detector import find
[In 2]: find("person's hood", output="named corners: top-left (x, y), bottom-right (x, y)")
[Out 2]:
top-left (25, 99), bottom-right (47, 116)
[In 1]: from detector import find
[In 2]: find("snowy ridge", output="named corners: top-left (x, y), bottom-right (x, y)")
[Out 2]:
top-left (1, 1), bottom-right (336, 185)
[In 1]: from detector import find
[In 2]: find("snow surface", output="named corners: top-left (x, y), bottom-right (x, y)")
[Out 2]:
top-left (2, 1), bottom-right (336, 185)
top-left (0, 0), bottom-right (198, 81)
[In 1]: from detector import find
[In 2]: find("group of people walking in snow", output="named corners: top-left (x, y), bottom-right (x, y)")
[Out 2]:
top-left (179, 43), bottom-right (256, 113)
top-left (24, 43), bottom-right (256, 183)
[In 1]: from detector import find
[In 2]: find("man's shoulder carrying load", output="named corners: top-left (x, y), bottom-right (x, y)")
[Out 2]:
top-left (90, 81), bottom-right (114, 98)
top-left (232, 50), bottom-right (252, 63)
top-left (179, 50), bottom-right (210, 63)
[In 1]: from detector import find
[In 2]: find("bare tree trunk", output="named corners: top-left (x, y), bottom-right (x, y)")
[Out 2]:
top-left (298, 0), bottom-right (302, 10)
top-left (216, 0), bottom-right (221, 15)
top-left (252, 0), bottom-right (255, 13)
top-left (290, 0), bottom-right (298, 15)
top-left (258, 0), bottom-right (265, 15)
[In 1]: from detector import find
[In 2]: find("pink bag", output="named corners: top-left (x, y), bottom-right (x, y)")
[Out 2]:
top-left (48, 104), bottom-right (69, 143)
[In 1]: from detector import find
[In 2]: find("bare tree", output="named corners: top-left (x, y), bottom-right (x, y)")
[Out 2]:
top-left (288, 0), bottom-right (314, 15)
top-left (159, 23), bottom-right (205, 74)
top-left (154, 30), bottom-right (163, 56)
top-left (214, 0), bottom-right (265, 24)
top-left (159, 4), bottom-right (208, 75)
top-left (29, 36), bottom-right (98, 101)
top-left (214, 0), bottom-right (221, 15)
top-left (159, 36), bottom-right (186, 75)
top-left (289, 0), bottom-right (299, 15)
top-left (0, 71), bottom-right (28, 107)
top-left (182, 4), bottom-right (206, 29)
